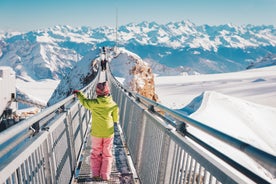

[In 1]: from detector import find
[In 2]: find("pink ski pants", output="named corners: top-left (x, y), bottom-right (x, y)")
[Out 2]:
top-left (90, 136), bottom-right (114, 180)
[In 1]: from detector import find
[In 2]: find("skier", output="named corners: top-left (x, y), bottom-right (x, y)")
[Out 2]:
top-left (73, 82), bottom-right (119, 181)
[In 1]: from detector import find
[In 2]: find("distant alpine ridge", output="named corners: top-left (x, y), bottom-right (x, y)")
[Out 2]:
top-left (0, 20), bottom-right (276, 80)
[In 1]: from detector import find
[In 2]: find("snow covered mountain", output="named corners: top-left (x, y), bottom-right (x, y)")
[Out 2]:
top-left (0, 21), bottom-right (276, 81)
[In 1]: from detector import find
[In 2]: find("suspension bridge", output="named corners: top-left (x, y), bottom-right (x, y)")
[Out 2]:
top-left (0, 50), bottom-right (275, 184)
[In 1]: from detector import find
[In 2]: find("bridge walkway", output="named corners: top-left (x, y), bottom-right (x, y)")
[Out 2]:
top-left (75, 124), bottom-right (137, 184)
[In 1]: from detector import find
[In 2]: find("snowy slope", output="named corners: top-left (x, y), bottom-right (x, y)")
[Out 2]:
top-left (183, 91), bottom-right (276, 182)
top-left (47, 50), bottom-right (99, 105)
top-left (187, 91), bottom-right (276, 154)
top-left (16, 78), bottom-right (60, 107)
top-left (155, 66), bottom-right (276, 108)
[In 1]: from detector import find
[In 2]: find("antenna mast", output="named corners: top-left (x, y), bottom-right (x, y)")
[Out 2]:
top-left (115, 8), bottom-right (118, 47)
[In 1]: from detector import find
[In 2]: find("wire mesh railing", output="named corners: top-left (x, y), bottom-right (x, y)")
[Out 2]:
top-left (108, 69), bottom-right (275, 184)
top-left (0, 70), bottom-right (100, 184)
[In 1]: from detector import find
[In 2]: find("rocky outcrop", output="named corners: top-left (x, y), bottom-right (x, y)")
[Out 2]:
top-left (129, 62), bottom-right (159, 102)
top-left (110, 48), bottom-right (159, 102)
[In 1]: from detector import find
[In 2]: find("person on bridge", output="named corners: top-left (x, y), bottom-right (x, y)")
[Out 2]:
top-left (73, 82), bottom-right (119, 181)
top-left (101, 59), bottom-right (107, 71)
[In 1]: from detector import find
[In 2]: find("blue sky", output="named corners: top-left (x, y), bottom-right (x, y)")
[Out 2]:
top-left (0, 0), bottom-right (275, 32)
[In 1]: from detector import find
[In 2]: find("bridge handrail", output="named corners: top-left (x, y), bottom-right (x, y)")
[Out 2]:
top-left (0, 95), bottom-right (74, 145)
top-left (135, 93), bottom-right (276, 173)
top-left (0, 67), bottom-right (99, 146)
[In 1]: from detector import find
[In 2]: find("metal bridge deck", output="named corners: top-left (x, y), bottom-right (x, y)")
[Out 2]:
top-left (74, 124), bottom-right (137, 184)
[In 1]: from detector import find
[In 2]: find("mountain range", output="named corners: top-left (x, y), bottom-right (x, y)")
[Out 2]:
top-left (0, 20), bottom-right (276, 81)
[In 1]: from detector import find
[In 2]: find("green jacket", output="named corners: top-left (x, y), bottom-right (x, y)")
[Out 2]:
top-left (76, 92), bottom-right (119, 138)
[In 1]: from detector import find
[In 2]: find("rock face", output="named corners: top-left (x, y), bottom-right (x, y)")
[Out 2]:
top-left (110, 48), bottom-right (159, 102)
top-left (129, 62), bottom-right (159, 102)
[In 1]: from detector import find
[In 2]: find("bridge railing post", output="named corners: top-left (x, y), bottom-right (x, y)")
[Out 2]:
top-left (64, 107), bottom-right (77, 176)
top-left (44, 130), bottom-right (57, 183)
top-left (134, 109), bottom-right (146, 172)
top-left (156, 129), bottom-right (172, 184)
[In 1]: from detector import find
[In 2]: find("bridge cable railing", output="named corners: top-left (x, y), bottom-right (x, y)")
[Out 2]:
top-left (106, 66), bottom-right (275, 184)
